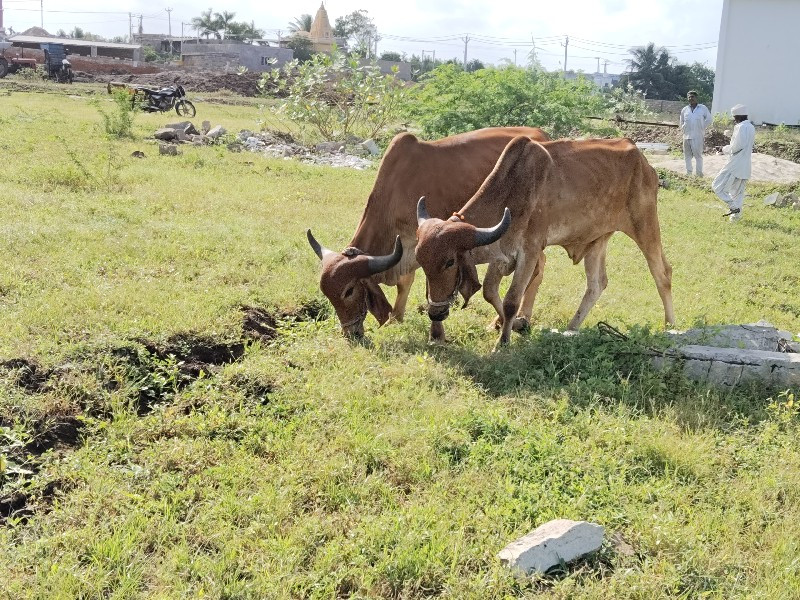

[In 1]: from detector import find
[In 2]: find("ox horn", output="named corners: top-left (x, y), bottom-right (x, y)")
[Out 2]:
top-left (416, 196), bottom-right (431, 226)
top-left (366, 235), bottom-right (403, 275)
top-left (473, 207), bottom-right (512, 248)
top-left (306, 229), bottom-right (335, 260)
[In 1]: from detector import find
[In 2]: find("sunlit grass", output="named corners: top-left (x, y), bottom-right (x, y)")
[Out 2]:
top-left (1, 88), bottom-right (799, 599)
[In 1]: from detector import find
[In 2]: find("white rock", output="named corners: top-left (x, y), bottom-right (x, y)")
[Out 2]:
top-left (206, 125), bottom-right (227, 140)
top-left (764, 192), bottom-right (780, 206)
top-left (361, 138), bottom-right (381, 155)
top-left (498, 519), bottom-right (604, 575)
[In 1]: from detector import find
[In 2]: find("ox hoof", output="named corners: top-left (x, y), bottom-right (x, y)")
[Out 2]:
top-left (488, 316), bottom-right (503, 331)
top-left (512, 317), bottom-right (531, 333)
top-left (429, 321), bottom-right (447, 344)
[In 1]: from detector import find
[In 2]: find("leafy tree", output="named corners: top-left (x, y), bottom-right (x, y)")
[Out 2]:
top-left (56, 29), bottom-right (67, 37)
top-left (227, 21), bottom-right (264, 41)
top-left (624, 42), bottom-right (674, 99)
top-left (286, 34), bottom-right (313, 63)
top-left (214, 11), bottom-right (237, 39)
top-left (379, 51), bottom-right (403, 62)
top-left (70, 27), bottom-right (85, 39)
top-left (192, 8), bottom-right (221, 39)
top-left (465, 59), bottom-right (485, 73)
top-left (261, 47), bottom-right (408, 141)
top-left (288, 14), bottom-right (313, 33)
top-left (333, 10), bottom-right (379, 57)
top-left (405, 64), bottom-right (604, 139)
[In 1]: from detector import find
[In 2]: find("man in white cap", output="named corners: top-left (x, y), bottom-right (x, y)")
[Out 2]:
top-left (679, 90), bottom-right (711, 176)
top-left (712, 104), bottom-right (755, 221)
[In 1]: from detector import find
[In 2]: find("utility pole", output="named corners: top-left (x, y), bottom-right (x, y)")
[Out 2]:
top-left (529, 35), bottom-right (537, 67)
top-left (562, 35), bottom-right (569, 75)
top-left (129, 13), bottom-right (132, 42)
top-left (461, 35), bottom-right (470, 70)
top-left (165, 7), bottom-right (172, 52)
top-left (40, 0), bottom-right (43, 28)
top-left (595, 56), bottom-right (600, 73)
top-left (138, 14), bottom-right (143, 37)
top-left (1, 0), bottom-right (5, 34)
top-left (603, 59), bottom-right (609, 74)
top-left (513, 48), bottom-right (517, 66)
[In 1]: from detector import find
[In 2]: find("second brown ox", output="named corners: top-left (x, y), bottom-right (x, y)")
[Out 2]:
top-left (307, 126), bottom-right (549, 339)
top-left (415, 136), bottom-right (676, 348)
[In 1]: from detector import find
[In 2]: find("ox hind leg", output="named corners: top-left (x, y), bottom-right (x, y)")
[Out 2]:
top-left (629, 214), bottom-right (675, 328)
top-left (389, 271), bottom-right (416, 323)
top-left (515, 250), bottom-right (547, 330)
top-left (567, 235), bottom-right (612, 330)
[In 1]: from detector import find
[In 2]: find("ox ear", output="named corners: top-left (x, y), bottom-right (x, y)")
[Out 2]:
top-left (458, 256), bottom-right (482, 308)
top-left (364, 279), bottom-right (393, 326)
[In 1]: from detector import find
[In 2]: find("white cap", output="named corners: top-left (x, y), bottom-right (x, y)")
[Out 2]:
top-left (731, 104), bottom-right (747, 116)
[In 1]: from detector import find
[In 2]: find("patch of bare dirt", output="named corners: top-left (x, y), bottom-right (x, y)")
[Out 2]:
top-left (87, 69), bottom-right (279, 98)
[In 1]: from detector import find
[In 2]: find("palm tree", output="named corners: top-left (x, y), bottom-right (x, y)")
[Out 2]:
top-left (626, 42), bottom-right (673, 98)
top-left (288, 14), bottom-right (313, 33)
top-left (191, 8), bottom-right (221, 39)
top-left (215, 10), bottom-right (236, 39)
top-left (227, 21), bottom-right (264, 42)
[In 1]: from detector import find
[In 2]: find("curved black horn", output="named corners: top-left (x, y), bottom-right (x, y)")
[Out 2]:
top-left (306, 229), bottom-right (335, 260)
top-left (416, 196), bottom-right (431, 226)
top-left (366, 236), bottom-right (403, 275)
top-left (473, 207), bottom-right (512, 248)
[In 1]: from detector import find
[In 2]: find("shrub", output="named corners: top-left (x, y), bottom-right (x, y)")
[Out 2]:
top-left (260, 47), bottom-right (408, 141)
top-left (404, 64), bottom-right (604, 139)
top-left (93, 89), bottom-right (136, 138)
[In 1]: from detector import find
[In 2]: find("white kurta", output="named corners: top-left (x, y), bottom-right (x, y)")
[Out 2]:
top-left (679, 104), bottom-right (711, 141)
top-left (679, 104), bottom-right (711, 175)
top-left (712, 119), bottom-right (756, 216)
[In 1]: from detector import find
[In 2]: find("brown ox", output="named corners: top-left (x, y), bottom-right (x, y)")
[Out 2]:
top-left (307, 126), bottom-right (550, 339)
top-left (415, 136), bottom-right (675, 348)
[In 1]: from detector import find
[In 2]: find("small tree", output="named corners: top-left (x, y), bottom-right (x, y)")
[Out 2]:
top-left (406, 64), bottom-right (604, 139)
top-left (285, 34), bottom-right (313, 63)
top-left (333, 10), bottom-right (380, 56)
top-left (379, 51), bottom-right (403, 62)
top-left (261, 47), bottom-right (408, 141)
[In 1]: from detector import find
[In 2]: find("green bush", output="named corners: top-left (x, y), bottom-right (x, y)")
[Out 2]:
top-left (93, 89), bottom-right (137, 138)
top-left (404, 64), bottom-right (604, 139)
top-left (260, 47), bottom-right (408, 141)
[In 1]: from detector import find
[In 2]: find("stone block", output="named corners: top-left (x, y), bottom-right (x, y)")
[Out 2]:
top-left (158, 143), bottom-right (180, 156)
top-left (498, 519), bottom-right (604, 575)
top-left (202, 120), bottom-right (211, 134)
top-left (360, 139), bottom-right (381, 155)
top-left (154, 128), bottom-right (177, 141)
top-left (206, 125), bottom-right (226, 140)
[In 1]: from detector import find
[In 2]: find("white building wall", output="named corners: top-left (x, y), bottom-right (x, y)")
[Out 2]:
top-left (713, 0), bottom-right (800, 125)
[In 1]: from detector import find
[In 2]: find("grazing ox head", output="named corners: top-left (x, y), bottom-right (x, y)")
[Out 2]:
top-left (307, 230), bottom-right (403, 338)
top-left (415, 197), bottom-right (511, 322)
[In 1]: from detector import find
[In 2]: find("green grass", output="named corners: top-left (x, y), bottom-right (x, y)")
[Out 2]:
top-left (1, 87), bottom-right (800, 599)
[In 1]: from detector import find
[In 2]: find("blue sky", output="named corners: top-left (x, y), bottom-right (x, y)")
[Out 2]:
top-left (4, 0), bottom-right (724, 73)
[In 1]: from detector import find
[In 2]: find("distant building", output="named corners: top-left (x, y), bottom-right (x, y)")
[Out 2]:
top-left (293, 3), bottom-right (347, 53)
top-left (180, 40), bottom-right (293, 72)
top-left (564, 68), bottom-right (621, 89)
top-left (712, 0), bottom-right (800, 125)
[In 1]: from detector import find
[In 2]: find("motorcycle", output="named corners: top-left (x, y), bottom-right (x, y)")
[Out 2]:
top-left (131, 84), bottom-right (196, 118)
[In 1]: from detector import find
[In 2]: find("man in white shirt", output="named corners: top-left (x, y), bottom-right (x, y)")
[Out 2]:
top-left (712, 104), bottom-right (756, 222)
top-left (679, 90), bottom-right (712, 177)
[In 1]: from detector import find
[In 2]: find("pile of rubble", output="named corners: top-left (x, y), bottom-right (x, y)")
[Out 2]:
top-left (234, 130), bottom-right (378, 169)
top-left (764, 191), bottom-right (800, 210)
top-left (154, 120), bottom-right (226, 145)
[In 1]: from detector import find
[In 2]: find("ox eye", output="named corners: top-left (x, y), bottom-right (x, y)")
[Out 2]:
top-left (343, 287), bottom-right (355, 298)
top-left (444, 258), bottom-right (455, 269)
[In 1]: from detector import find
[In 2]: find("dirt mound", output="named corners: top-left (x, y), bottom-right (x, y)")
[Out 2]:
top-left (618, 124), bottom-right (682, 151)
top-left (90, 70), bottom-right (278, 97)
top-left (705, 129), bottom-right (729, 149)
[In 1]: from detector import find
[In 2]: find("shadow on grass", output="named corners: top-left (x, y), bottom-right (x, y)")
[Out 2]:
top-left (392, 321), bottom-right (777, 431)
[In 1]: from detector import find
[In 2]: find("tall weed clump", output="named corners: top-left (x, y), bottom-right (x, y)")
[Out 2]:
top-left (404, 64), bottom-right (604, 139)
top-left (260, 47), bottom-right (408, 142)
top-left (94, 89), bottom-right (137, 138)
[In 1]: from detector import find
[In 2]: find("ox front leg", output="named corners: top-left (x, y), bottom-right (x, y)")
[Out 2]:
top-left (389, 271), bottom-right (416, 323)
top-left (482, 263), bottom-right (505, 331)
top-left (496, 254), bottom-right (539, 350)
top-left (429, 320), bottom-right (446, 344)
top-left (567, 235), bottom-right (611, 330)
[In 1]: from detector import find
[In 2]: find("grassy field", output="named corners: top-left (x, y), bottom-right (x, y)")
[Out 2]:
top-left (1, 82), bottom-right (800, 599)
